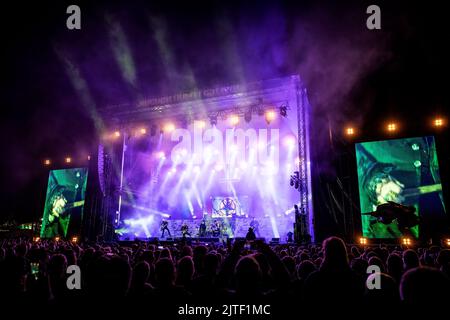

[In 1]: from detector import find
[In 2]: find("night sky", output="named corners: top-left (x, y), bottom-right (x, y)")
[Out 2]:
top-left (1, 0), bottom-right (449, 223)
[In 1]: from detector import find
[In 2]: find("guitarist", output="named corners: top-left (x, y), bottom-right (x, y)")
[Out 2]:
top-left (41, 185), bottom-right (84, 238)
top-left (160, 220), bottom-right (171, 238)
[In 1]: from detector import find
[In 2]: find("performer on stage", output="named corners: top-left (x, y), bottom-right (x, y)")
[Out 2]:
top-left (250, 218), bottom-right (260, 237)
top-left (181, 223), bottom-right (191, 238)
top-left (212, 220), bottom-right (221, 237)
top-left (199, 220), bottom-right (207, 237)
top-left (160, 220), bottom-right (171, 238)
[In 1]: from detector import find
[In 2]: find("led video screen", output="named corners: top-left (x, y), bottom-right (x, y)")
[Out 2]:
top-left (40, 168), bottom-right (88, 238)
top-left (356, 136), bottom-right (445, 238)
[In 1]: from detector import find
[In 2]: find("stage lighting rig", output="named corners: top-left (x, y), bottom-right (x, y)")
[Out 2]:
top-left (163, 123), bottom-right (176, 133)
top-left (265, 110), bottom-right (276, 125)
top-left (229, 114), bottom-right (240, 126)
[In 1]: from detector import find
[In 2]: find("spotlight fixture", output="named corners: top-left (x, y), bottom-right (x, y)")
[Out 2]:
top-left (359, 237), bottom-right (368, 245)
top-left (114, 131), bottom-right (121, 138)
top-left (290, 171), bottom-right (300, 190)
top-left (346, 127), bottom-right (355, 136)
top-left (284, 136), bottom-right (296, 148)
top-left (387, 122), bottom-right (397, 132)
top-left (401, 237), bottom-right (412, 246)
top-left (139, 128), bottom-right (147, 135)
top-left (433, 118), bottom-right (444, 127)
top-left (55, 236), bottom-right (60, 242)
top-left (443, 238), bottom-right (450, 247)
top-left (229, 115), bottom-right (239, 126)
top-left (156, 151), bottom-right (165, 159)
top-left (65, 157), bottom-right (72, 164)
top-left (44, 159), bottom-right (51, 166)
top-left (265, 110), bottom-right (276, 125)
top-left (71, 236), bottom-right (78, 243)
top-left (33, 237), bottom-right (40, 242)
top-left (195, 120), bottom-right (206, 128)
top-left (163, 123), bottom-right (176, 133)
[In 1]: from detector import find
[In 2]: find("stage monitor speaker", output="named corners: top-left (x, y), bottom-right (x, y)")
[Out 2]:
top-left (270, 238), bottom-right (280, 244)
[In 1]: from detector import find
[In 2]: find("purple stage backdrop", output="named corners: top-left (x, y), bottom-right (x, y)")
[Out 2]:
top-left (109, 76), bottom-right (313, 241)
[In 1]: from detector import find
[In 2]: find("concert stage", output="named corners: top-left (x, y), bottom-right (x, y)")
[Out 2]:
top-left (98, 76), bottom-right (314, 242)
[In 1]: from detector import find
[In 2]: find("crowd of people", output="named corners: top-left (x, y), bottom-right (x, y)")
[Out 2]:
top-left (1, 236), bottom-right (449, 315)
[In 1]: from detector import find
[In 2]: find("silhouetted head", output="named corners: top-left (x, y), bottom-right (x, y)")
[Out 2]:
top-left (235, 256), bottom-right (262, 294)
top-left (350, 257), bottom-right (368, 278)
top-left (181, 245), bottom-right (193, 257)
top-left (193, 245), bottom-right (208, 274)
top-left (368, 256), bottom-right (385, 273)
top-left (403, 249), bottom-right (420, 271)
top-left (297, 260), bottom-right (316, 280)
top-left (253, 253), bottom-right (270, 277)
top-left (400, 267), bottom-right (450, 304)
top-left (107, 256), bottom-right (131, 296)
top-left (437, 249), bottom-right (450, 269)
top-left (159, 248), bottom-right (172, 261)
top-left (177, 256), bottom-right (194, 285)
top-left (282, 256), bottom-right (296, 278)
top-left (203, 253), bottom-right (219, 277)
top-left (155, 257), bottom-right (175, 288)
top-left (48, 253), bottom-right (68, 278)
top-left (365, 272), bottom-right (399, 303)
top-left (132, 261), bottom-right (150, 286)
top-left (320, 237), bottom-right (349, 272)
top-left (387, 253), bottom-right (403, 282)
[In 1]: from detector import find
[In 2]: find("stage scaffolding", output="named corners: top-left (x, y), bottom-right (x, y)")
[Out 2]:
top-left (98, 76), bottom-right (314, 242)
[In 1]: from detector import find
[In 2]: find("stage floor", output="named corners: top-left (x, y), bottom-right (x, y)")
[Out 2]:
top-left (117, 216), bottom-right (294, 242)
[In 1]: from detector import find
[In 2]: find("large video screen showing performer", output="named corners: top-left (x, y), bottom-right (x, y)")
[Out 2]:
top-left (356, 136), bottom-right (446, 239)
top-left (40, 168), bottom-right (88, 238)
